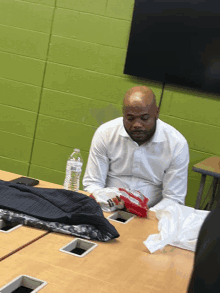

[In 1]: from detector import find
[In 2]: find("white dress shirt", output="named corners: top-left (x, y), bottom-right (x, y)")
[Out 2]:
top-left (83, 117), bottom-right (189, 208)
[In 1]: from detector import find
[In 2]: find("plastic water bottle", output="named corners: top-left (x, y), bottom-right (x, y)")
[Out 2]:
top-left (64, 149), bottom-right (83, 191)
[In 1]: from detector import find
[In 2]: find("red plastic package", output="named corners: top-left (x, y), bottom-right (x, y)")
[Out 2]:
top-left (118, 188), bottom-right (149, 217)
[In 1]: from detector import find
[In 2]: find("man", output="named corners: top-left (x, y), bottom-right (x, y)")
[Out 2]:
top-left (83, 86), bottom-right (189, 208)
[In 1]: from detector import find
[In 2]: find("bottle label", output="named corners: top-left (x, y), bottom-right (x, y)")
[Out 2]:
top-left (70, 162), bottom-right (82, 173)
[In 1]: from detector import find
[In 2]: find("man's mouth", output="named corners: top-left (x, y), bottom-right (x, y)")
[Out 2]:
top-left (132, 132), bottom-right (145, 136)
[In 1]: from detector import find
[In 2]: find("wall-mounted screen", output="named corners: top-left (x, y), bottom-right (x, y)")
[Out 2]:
top-left (124, 0), bottom-right (220, 95)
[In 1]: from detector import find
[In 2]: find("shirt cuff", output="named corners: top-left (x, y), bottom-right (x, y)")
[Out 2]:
top-left (149, 198), bottom-right (181, 212)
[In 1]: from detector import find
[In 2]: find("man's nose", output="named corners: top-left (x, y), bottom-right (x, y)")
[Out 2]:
top-left (132, 119), bottom-right (143, 128)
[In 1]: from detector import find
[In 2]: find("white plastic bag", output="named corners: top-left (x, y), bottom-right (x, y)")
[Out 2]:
top-left (144, 199), bottom-right (210, 253)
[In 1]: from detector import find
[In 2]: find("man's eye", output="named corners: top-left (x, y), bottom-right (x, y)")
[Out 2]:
top-left (127, 117), bottom-right (134, 121)
top-left (142, 116), bottom-right (149, 121)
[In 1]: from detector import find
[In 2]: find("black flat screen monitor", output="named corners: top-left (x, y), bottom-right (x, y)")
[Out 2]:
top-left (124, 0), bottom-right (220, 95)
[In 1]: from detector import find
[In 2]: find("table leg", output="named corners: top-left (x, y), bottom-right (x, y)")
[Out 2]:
top-left (207, 178), bottom-right (219, 210)
top-left (195, 174), bottom-right (206, 209)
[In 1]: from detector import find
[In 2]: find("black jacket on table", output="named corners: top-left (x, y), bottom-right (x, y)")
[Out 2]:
top-left (0, 180), bottom-right (119, 241)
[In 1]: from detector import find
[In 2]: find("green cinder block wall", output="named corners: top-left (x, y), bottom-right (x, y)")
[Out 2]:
top-left (0, 0), bottom-right (219, 207)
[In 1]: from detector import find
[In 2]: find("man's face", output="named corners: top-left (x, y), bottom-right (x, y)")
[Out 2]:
top-left (123, 104), bottom-right (159, 145)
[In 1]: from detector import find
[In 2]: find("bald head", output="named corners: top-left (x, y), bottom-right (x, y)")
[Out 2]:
top-left (122, 86), bottom-right (159, 146)
top-left (123, 86), bottom-right (157, 113)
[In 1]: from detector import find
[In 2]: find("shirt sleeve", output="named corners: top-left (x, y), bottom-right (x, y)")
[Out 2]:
top-left (151, 140), bottom-right (189, 211)
top-left (83, 127), bottom-right (109, 194)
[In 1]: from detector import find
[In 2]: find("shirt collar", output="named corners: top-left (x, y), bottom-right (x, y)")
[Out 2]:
top-left (151, 119), bottom-right (167, 142)
top-left (119, 118), bottom-right (166, 143)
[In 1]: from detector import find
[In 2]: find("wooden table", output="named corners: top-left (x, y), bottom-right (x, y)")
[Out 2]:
top-left (0, 170), bottom-right (194, 293)
top-left (0, 170), bottom-right (66, 190)
top-left (0, 253), bottom-right (136, 293)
